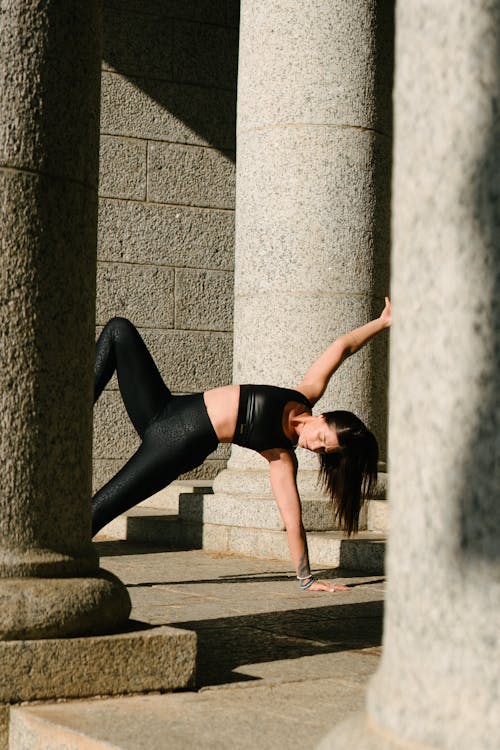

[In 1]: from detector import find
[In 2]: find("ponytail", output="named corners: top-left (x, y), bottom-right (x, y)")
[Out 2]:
top-left (318, 411), bottom-right (378, 536)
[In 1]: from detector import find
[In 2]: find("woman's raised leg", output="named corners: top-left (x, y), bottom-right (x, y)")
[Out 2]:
top-left (94, 317), bottom-right (171, 439)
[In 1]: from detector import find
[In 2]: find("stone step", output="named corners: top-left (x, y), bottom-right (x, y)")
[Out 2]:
top-left (8, 679), bottom-right (366, 750)
top-left (178, 491), bottom-right (339, 531)
top-left (106, 480), bottom-right (388, 535)
top-left (137, 479), bottom-right (214, 513)
top-left (366, 498), bottom-right (388, 533)
top-left (96, 506), bottom-right (385, 575)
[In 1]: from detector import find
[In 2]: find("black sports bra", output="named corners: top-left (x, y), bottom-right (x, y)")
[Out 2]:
top-left (232, 384), bottom-right (312, 453)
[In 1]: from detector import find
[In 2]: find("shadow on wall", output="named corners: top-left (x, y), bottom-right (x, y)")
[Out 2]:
top-left (460, 9), bottom-right (500, 562)
top-left (101, 0), bottom-right (239, 159)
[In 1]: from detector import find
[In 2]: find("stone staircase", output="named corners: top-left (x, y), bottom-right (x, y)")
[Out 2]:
top-left (96, 480), bottom-right (388, 575)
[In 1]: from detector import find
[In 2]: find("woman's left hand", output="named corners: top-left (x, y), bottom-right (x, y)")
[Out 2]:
top-left (308, 579), bottom-right (350, 593)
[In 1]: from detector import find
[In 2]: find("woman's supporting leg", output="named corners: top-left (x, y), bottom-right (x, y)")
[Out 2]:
top-left (92, 394), bottom-right (218, 536)
top-left (91, 441), bottom-right (180, 536)
top-left (94, 317), bottom-right (171, 439)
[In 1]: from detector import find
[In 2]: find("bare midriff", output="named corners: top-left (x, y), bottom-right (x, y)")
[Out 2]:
top-left (203, 385), bottom-right (240, 443)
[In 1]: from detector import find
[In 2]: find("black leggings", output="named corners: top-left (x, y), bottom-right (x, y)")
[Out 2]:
top-left (92, 317), bottom-right (218, 535)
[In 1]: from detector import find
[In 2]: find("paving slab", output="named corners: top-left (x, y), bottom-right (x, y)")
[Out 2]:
top-left (9, 543), bottom-right (385, 750)
top-left (10, 678), bottom-right (372, 750)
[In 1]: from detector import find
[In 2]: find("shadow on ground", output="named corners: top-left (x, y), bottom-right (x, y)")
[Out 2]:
top-left (94, 539), bottom-right (180, 556)
top-left (96, 540), bottom-right (385, 688)
top-left (172, 600), bottom-right (383, 687)
top-left (122, 573), bottom-right (385, 587)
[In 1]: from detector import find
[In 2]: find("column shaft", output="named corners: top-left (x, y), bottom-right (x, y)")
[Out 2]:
top-left (0, 1), bottom-right (130, 638)
top-left (322, 1), bottom-right (500, 748)
top-left (213, 0), bottom-right (392, 530)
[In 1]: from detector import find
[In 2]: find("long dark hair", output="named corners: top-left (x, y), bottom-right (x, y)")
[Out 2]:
top-left (318, 410), bottom-right (378, 536)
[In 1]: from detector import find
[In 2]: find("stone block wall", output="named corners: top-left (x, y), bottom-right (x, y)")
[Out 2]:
top-left (93, 1), bottom-right (239, 493)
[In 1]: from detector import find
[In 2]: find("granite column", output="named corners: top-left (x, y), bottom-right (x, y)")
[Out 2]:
top-left (0, 1), bottom-right (130, 640)
top-left (321, 1), bottom-right (500, 748)
top-left (212, 0), bottom-right (393, 539)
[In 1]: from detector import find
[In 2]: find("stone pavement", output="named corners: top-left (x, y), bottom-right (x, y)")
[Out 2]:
top-left (10, 541), bottom-right (385, 750)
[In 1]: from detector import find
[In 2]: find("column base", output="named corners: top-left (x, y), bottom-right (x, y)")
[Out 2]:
top-left (210, 467), bottom-right (388, 533)
top-left (1, 622), bottom-right (196, 750)
top-left (179, 491), bottom-right (339, 531)
top-left (211, 465), bottom-right (344, 527)
top-left (0, 569), bottom-right (131, 640)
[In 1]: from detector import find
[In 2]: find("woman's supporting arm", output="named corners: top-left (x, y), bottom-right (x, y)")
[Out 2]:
top-left (267, 450), bottom-right (310, 577)
top-left (297, 297), bottom-right (392, 405)
top-left (264, 450), bottom-right (349, 593)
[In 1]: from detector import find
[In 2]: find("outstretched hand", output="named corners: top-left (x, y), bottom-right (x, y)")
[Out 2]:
top-left (379, 296), bottom-right (392, 328)
top-left (308, 579), bottom-right (350, 593)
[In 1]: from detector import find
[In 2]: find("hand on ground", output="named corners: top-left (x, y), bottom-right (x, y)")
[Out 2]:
top-left (308, 579), bottom-right (350, 593)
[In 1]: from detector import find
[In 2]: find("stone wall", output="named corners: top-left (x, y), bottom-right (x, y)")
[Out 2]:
top-left (93, 1), bottom-right (239, 492)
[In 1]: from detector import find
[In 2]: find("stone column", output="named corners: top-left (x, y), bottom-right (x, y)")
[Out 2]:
top-left (212, 0), bottom-right (392, 535)
top-left (0, 1), bottom-right (130, 638)
top-left (321, 2), bottom-right (500, 749)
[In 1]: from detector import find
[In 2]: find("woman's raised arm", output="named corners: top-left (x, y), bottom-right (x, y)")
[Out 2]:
top-left (297, 297), bottom-right (392, 405)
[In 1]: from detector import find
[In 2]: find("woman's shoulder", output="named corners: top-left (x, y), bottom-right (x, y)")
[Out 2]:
top-left (289, 384), bottom-right (317, 407)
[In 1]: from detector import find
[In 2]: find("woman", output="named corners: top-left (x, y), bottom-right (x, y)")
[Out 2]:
top-left (93, 298), bottom-right (392, 593)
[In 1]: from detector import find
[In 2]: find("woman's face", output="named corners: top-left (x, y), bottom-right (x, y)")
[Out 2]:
top-left (298, 415), bottom-right (340, 454)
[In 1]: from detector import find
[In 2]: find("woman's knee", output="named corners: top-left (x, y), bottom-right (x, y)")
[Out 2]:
top-left (105, 316), bottom-right (136, 337)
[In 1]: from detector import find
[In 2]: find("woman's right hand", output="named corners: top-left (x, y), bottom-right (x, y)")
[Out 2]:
top-left (379, 296), bottom-right (392, 328)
